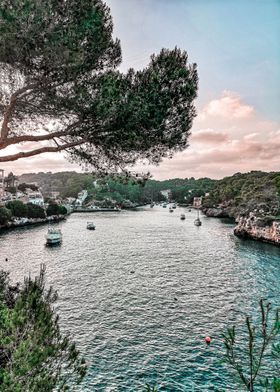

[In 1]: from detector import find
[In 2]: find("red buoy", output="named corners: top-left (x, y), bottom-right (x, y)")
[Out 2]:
top-left (205, 336), bottom-right (212, 345)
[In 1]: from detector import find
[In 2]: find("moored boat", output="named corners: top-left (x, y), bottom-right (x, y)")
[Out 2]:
top-left (180, 213), bottom-right (186, 220)
top-left (87, 222), bottom-right (96, 230)
top-left (46, 228), bottom-right (62, 245)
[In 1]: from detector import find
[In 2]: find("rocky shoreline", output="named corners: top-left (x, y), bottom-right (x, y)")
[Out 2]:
top-left (234, 213), bottom-right (280, 246)
top-left (202, 207), bottom-right (280, 246)
top-left (0, 215), bottom-right (67, 231)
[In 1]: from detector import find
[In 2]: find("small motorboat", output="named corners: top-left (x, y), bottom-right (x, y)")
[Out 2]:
top-left (180, 214), bottom-right (186, 220)
top-left (46, 228), bottom-right (62, 245)
top-left (194, 218), bottom-right (202, 226)
top-left (87, 222), bottom-right (96, 230)
top-left (172, 204), bottom-right (177, 209)
top-left (169, 207), bottom-right (174, 213)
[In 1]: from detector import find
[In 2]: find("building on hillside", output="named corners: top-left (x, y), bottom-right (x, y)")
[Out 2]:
top-left (4, 172), bottom-right (19, 188)
top-left (193, 196), bottom-right (203, 208)
top-left (49, 191), bottom-right (60, 199)
top-left (0, 169), bottom-right (4, 198)
top-left (65, 197), bottom-right (76, 205)
top-left (27, 191), bottom-right (44, 206)
top-left (160, 189), bottom-right (172, 201)
top-left (75, 190), bottom-right (88, 206)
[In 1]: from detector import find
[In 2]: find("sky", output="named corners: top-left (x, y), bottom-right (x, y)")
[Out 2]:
top-left (1, 0), bottom-right (280, 179)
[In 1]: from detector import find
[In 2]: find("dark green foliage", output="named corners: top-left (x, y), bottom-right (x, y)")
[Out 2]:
top-left (0, 206), bottom-right (12, 225)
top-left (203, 171), bottom-right (280, 217)
top-left (17, 183), bottom-right (39, 192)
top-left (26, 203), bottom-right (46, 219)
top-left (5, 186), bottom-right (16, 194)
top-left (5, 200), bottom-right (27, 217)
top-left (46, 202), bottom-right (67, 216)
top-left (223, 300), bottom-right (280, 391)
top-left (0, 0), bottom-right (198, 172)
top-left (0, 265), bottom-right (87, 391)
top-left (18, 171), bottom-right (216, 205)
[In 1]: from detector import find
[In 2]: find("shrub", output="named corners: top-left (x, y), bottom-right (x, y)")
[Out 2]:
top-left (0, 265), bottom-right (87, 390)
top-left (5, 200), bottom-right (27, 217)
top-left (0, 207), bottom-right (12, 225)
top-left (26, 203), bottom-right (46, 219)
top-left (47, 202), bottom-right (67, 216)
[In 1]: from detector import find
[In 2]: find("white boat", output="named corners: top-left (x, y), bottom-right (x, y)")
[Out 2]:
top-left (180, 213), bottom-right (186, 220)
top-left (46, 228), bottom-right (62, 245)
top-left (172, 204), bottom-right (177, 209)
top-left (87, 222), bottom-right (96, 230)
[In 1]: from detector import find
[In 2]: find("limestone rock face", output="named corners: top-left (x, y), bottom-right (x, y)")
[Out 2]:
top-left (234, 212), bottom-right (280, 246)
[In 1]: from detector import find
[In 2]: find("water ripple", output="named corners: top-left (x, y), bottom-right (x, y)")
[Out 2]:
top-left (1, 206), bottom-right (280, 391)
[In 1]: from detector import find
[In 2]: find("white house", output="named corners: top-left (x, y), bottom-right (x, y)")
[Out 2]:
top-left (27, 191), bottom-right (44, 206)
top-left (75, 189), bottom-right (88, 206)
top-left (193, 197), bottom-right (203, 208)
top-left (160, 189), bottom-right (171, 201)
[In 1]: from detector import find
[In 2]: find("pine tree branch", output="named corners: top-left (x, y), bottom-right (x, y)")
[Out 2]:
top-left (0, 141), bottom-right (83, 162)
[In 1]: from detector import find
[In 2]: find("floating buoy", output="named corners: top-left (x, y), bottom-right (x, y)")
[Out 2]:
top-left (205, 336), bottom-right (212, 345)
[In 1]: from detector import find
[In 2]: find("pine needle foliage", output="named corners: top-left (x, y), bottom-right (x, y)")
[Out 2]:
top-left (0, 265), bottom-right (87, 391)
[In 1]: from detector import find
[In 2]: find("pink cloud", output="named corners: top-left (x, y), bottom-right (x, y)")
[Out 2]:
top-left (191, 129), bottom-right (228, 144)
top-left (203, 91), bottom-right (255, 119)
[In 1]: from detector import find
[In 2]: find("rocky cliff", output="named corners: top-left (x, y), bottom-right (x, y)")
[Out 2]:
top-left (234, 213), bottom-right (280, 246)
top-left (201, 171), bottom-right (280, 246)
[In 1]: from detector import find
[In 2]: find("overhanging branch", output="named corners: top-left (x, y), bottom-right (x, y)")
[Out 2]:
top-left (0, 140), bottom-right (84, 162)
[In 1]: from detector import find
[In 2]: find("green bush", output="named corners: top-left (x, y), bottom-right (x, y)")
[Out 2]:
top-left (47, 202), bottom-right (67, 216)
top-left (0, 265), bottom-right (87, 390)
top-left (26, 203), bottom-right (46, 219)
top-left (0, 207), bottom-right (12, 225)
top-left (5, 200), bottom-right (27, 217)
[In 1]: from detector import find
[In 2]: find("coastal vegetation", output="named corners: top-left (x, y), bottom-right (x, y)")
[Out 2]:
top-left (0, 265), bottom-right (87, 391)
top-left (203, 171), bottom-right (280, 219)
top-left (224, 300), bottom-right (280, 391)
top-left (18, 171), bottom-right (216, 205)
top-left (0, 206), bottom-right (11, 226)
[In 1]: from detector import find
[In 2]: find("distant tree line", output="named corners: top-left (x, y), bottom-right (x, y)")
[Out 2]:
top-left (17, 171), bottom-right (217, 205)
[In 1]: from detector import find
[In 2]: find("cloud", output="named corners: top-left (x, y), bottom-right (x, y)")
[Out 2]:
top-left (190, 129), bottom-right (228, 144)
top-left (202, 90), bottom-right (255, 119)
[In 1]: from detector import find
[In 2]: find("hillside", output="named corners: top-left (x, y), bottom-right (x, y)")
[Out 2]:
top-left (202, 171), bottom-right (280, 219)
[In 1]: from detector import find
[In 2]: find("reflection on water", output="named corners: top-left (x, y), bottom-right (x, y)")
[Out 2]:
top-left (1, 206), bottom-right (280, 391)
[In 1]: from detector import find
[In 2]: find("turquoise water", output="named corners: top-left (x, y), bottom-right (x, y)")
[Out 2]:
top-left (0, 206), bottom-right (280, 391)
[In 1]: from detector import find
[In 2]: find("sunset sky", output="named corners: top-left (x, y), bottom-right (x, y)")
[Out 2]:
top-left (2, 0), bottom-right (279, 179)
